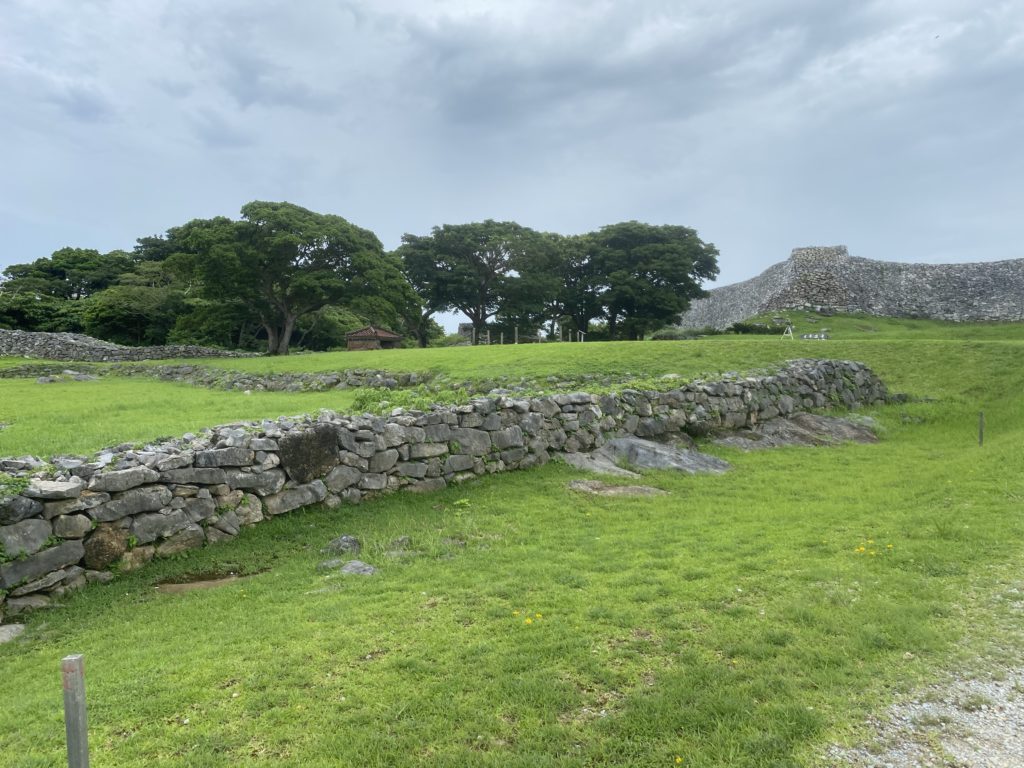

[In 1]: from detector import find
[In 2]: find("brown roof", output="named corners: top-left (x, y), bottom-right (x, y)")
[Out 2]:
top-left (345, 325), bottom-right (402, 340)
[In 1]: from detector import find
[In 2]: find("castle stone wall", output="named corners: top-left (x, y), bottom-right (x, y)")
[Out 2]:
top-left (680, 246), bottom-right (1024, 330)
top-left (0, 329), bottom-right (255, 361)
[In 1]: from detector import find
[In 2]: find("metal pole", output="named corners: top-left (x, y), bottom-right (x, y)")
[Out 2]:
top-left (487, 330), bottom-right (491, 345)
top-left (500, 332), bottom-right (504, 345)
top-left (979, 411), bottom-right (985, 447)
top-left (514, 327), bottom-right (518, 344)
top-left (61, 654), bottom-right (89, 768)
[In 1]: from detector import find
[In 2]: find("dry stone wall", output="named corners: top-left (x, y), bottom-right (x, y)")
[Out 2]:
top-left (0, 329), bottom-right (256, 361)
top-left (680, 246), bottom-right (1024, 330)
top-left (0, 358), bottom-right (888, 624)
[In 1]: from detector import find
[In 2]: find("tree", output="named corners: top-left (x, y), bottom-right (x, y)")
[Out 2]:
top-left (398, 220), bottom-right (555, 342)
top-left (181, 201), bottom-right (406, 355)
top-left (82, 284), bottom-right (184, 345)
top-left (2, 248), bottom-right (132, 301)
top-left (545, 233), bottom-right (606, 338)
top-left (592, 222), bottom-right (719, 340)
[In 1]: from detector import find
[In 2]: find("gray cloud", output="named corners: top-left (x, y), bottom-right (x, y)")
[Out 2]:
top-left (1, 0), bottom-right (1022, 326)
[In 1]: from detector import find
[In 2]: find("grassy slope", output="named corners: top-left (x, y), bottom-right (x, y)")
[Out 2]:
top-left (3, 310), bottom-right (1024, 459)
top-left (1, 316), bottom-right (1023, 766)
top-left (0, 380), bottom-right (358, 458)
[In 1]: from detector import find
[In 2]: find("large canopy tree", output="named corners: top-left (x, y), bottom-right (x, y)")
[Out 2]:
top-left (593, 221), bottom-right (719, 340)
top-left (398, 220), bottom-right (553, 341)
top-left (545, 233), bottom-right (606, 338)
top-left (181, 201), bottom-right (407, 355)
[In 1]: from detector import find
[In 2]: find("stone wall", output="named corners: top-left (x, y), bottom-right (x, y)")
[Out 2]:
top-left (0, 358), bottom-right (888, 623)
top-left (679, 246), bottom-right (1024, 330)
top-left (0, 329), bottom-right (256, 361)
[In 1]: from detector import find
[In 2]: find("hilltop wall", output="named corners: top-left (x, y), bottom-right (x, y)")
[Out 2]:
top-left (0, 329), bottom-right (255, 361)
top-left (0, 358), bottom-right (888, 624)
top-left (679, 246), bottom-right (1024, 330)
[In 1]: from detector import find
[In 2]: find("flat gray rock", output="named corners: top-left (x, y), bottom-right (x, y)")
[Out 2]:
top-left (561, 452), bottom-right (640, 478)
top-left (0, 624), bottom-right (26, 644)
top-left (563, 437), bottom-right (729, 477)
top-left (601, 437), bottom-right (731, 474)
top-left (568, 479), bottom-right (668, 497)
top-left (339, 560), bottom-right (378, 576)
top-left (713, 413), bottom-right (879, 451)
top-left (321, 534), bottom-right (361, 555)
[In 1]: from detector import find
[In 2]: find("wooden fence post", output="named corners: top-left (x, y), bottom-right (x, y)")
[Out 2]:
top-left (61, 654), bottom-right (89, 768)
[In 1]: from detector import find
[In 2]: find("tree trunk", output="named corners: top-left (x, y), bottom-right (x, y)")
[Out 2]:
top-left (276, 313), bottom-right (298, 355)
top-left (265, 323), bottom-right (280, 355)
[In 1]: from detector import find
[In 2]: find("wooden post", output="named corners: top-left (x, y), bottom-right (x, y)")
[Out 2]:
top-left (979, 411), bottom-right (985, 447)
top-left (514, 327), bottom-right (519, 344)
top-left (61, 654), bottom-right (89, 768)
top-left (486, 330), bottom-right (491, 345)
top-left (500, 332), bottom-right (504, 345)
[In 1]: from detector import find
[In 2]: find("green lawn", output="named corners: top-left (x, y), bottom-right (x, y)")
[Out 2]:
top-left (0, 379), bottom-right (357, 458)
top-left (1, 317), bottom-right (1024, 766)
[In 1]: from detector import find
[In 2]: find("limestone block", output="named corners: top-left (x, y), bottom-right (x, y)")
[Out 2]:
top-left (0, 495), bottom-right (44, 525)
top-left (194, 448), bottom-right (255, 467)
top-left (24, 477), bottom-right (85, 499)
top-left (156, 524), bottom-right (205, 557)
top-left (90, 485), bottom-right (173, 522)
top-left (0, 519), bottom-right (52, 557)
top-left (88, 467), bottom-right (159, 493)
top-left (53, 514), bottom-right (92, 539)
top-left (130, 509), bottom-right (191, 545)
top-left (449, 428), bottom-right (491, 456)
top-left (325, 465), bottom-right (362, 492)
top-left (263, 481), bottom-right (328, 516)
top-left (0, 540), bottom-right (85, 590)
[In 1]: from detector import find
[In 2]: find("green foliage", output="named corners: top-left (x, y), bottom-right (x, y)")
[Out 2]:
top-left (82, 284), bottom-right (185, 345)
top-left (398, 220), bottom-right (551, 340)
top-left (350, 384), bottom-right (472, 415)
top-left (0, 471), bottom-right (30, 497)
top-left (593, 220), bottom-right (719, 339)
top-left (650, 326), bottom-right (721, 340)
top-left (727, 321), bottom-right (789, 335)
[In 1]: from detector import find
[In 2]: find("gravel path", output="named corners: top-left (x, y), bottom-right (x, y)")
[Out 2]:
top-left (824, 671), bottom-right (1024, 767)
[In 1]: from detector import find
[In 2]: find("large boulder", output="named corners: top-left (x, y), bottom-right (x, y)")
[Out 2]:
top-left (83, 525), bottom-right (129, 570)
top-left (278, 424), bottom-right (339, 483)
top-left (564, 437), bottom-right (730, 477)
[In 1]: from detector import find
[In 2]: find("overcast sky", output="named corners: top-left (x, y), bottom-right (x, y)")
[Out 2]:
top-left (2, 0), bottom-right (1022, 329)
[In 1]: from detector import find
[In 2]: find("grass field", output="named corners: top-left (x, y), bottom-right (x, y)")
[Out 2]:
top-left (1, 315), bottom-right (1024, 766)
top-left (3, 311), bottom-right (1024, 459)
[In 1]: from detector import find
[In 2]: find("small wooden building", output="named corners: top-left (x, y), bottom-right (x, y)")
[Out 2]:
top-left (345, 325), bottom-right (402, 351)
